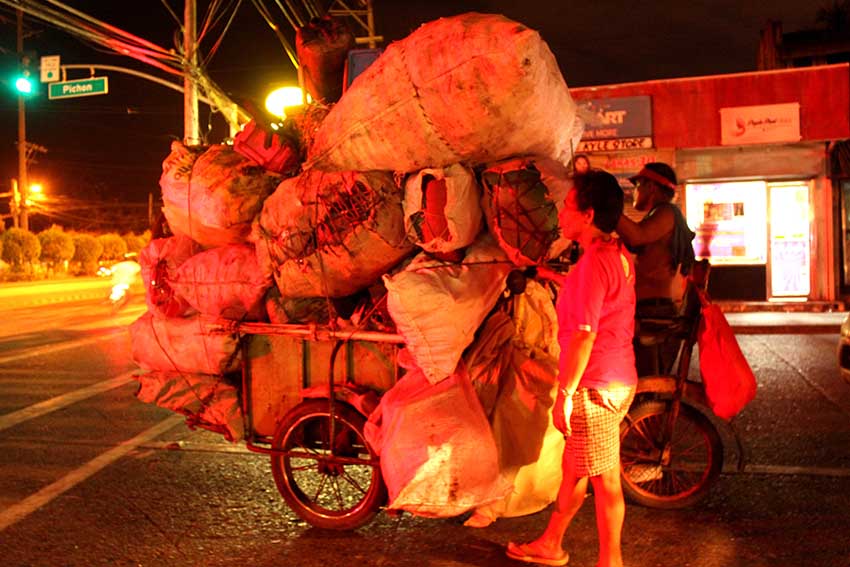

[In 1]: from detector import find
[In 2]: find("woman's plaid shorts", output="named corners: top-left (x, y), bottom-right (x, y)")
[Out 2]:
top-left (564, 384), bottom-right (635, 477)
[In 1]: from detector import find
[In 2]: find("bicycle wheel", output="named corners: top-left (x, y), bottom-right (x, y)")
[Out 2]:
top-left (270, 399), bottom-right (386, 530)
top-left (620, 400), bottom-right (723, 509)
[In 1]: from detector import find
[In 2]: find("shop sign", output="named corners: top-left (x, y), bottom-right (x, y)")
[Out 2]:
top-left (576, 96), bottom-right (653, 152)
top-left (577, 136), bottom-right (652, 153)
top-left (719, 102), bottom-right (801, 146)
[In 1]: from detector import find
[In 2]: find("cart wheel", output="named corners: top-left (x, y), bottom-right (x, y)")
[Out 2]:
top-left (620, 400), bottom-right (723, 509)
top-left (270, 399), bottom-right (386, 530)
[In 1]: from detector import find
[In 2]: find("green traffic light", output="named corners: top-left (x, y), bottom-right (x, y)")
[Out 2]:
top-left (15, 76), bottom-right (33, 94)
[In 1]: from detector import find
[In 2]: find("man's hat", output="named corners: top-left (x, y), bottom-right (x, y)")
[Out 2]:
top-left (629, 162), bottom-right (677, 191)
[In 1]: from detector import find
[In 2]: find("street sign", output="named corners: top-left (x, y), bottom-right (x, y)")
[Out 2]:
top-left (48, 76), bottom-right (108, 99)
top-left (40, 55), bottom-right (60, 83)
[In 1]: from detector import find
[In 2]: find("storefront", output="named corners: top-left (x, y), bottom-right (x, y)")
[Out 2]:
top-left (571, 65), bottom-right (849, 303)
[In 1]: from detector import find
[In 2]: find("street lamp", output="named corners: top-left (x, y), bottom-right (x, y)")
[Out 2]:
top-left (264, 86), bottom-right (310, 119)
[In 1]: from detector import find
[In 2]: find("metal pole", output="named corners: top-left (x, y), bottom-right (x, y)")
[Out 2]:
top-left (183, 0), bottom-right (200, 145)
top-left (17, 8), bottom-right (29, 231)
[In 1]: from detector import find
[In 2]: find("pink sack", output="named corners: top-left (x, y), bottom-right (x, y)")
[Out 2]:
top-left (697, 291), bottom-right (757, 420)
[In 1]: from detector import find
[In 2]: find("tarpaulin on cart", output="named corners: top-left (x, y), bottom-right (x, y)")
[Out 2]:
top-left (135, 370), bottom-right (244, 442)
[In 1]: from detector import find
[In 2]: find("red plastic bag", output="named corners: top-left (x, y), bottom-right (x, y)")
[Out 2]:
top-left (233, 120), bottom-right (301, 174)
top-left (697, 290), bottom-right (757, 420)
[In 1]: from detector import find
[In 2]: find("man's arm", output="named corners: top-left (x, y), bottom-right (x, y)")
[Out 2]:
top-left (616, 205), bottom-right (675, 247)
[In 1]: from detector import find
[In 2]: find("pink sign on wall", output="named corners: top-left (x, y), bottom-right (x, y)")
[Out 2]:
top-left (719, 102), bottom-right (801, 146)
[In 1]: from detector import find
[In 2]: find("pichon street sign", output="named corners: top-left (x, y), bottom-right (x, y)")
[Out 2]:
top-left (48, 77), bottom-right (108, 99)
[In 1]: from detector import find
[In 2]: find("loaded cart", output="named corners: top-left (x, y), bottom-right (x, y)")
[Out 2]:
top-left (133, 11), bottom-right (584, 533)
top-left (237, 321), bottom-right (404, 530)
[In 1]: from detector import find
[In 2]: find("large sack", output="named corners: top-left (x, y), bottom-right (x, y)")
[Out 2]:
top-left (403, 164), bottom-right (482, 254)
top-left (171, 244), bottom-right (272, 321)
top-left (130, 312), bottom-right (240, 375)
top-left (296, 16), bottom-right (355, 103)
top-left (160, 141), bottom-right (281, 248)
top-left (364, 367), bottom-right (510, 517)
top-left (383, 235), bottom-right (512, 384)
top-left (254, 169), bottom-right (414, 298)
top-left (139, 235), bottom-right (201, 318)
top-left (306, 12), bottom-right (583, 172)
top-left (135, 370), bottom-right (243, 442)
top-left (481, 157), bottom-right (572, 266)
top-left (467, 280), bottom-right (563, 524)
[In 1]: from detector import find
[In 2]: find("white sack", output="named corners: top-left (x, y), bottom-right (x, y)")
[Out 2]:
top-left (383, 235), bottom-right (512, 384)
top-left (364, 367), bottom-right (510, 517)
top-left (468, 280), bottom-right (563, 523)
top-left (135, 370), bottom-right (243, 442)
top-left (481, 157), bottom-right (572, 266)
top-left (130, 312), bottom-right (240, 375)
top-left (306, 12), bottom-right (583, 173)
top-left (403, 164), bottom-right (482, 254)
top-left (171, 243), bottom-right (271, 321)
top-left (160, 141), bottom-right (281, 248)
top-left (139, 235), bottom-right (201, 318)
top-left (254, 169), bottom-right (414, 298)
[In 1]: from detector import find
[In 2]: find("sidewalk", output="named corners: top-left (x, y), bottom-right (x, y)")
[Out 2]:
top-left (724, 310), bottom-right (846, 334)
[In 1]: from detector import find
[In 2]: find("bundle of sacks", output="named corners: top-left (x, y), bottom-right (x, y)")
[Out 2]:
top-left (131, 12), bottom-right (582, 522)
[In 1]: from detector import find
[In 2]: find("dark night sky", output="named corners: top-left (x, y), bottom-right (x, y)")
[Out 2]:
top-left (0, 1), bottom-right (823, 231)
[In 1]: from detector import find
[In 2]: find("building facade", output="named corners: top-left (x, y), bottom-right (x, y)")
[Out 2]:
top-left (570, 64), bottom-right (850, 303)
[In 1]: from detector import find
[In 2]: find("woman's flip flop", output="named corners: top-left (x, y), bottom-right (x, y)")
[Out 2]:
top-left (505, 541), bottom-right (569, 566)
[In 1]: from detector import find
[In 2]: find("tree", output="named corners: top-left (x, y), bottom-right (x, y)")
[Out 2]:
top-left (1, 228), bottom-right (41, 272)
top-left (97, 233), bottom-right (128, 262)
top-left (72, 233), bottom-right (103, 275)
top-left (122, 232), bottom-right (147, 255)
top-left (38, 226), bottom-right (75, 272)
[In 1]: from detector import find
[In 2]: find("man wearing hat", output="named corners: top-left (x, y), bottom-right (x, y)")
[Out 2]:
top-left (616, 162), bottom-right (695, 375)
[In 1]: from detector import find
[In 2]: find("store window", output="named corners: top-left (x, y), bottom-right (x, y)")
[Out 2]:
top-left (684, 181), bottom-right (768, 265)
top-left (768, 182), bottom-right (810, 297)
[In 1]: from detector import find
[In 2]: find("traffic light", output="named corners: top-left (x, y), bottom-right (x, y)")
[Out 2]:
top-left (14, 52), bottom-right (36, 95)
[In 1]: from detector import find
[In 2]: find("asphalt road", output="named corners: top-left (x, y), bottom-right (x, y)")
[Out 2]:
top-left (0, 291), bottom-right (848, 567)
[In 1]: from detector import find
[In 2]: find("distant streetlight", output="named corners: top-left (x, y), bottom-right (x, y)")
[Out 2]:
top-left (264, 86), bottom-right (311, 119)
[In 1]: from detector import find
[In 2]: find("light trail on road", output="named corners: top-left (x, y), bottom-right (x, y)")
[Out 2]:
top-left (0, 331), bottom-right (127, 365)
top-left (0, 370), bottom-right (136, 432)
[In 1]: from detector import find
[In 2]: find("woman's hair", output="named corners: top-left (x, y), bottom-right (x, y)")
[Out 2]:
top-left (573, 169), bottom-right (624, 233)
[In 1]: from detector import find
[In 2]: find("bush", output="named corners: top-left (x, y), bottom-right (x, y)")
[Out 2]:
top-left (1, 228), bottom-right (41, 272)
top-left (72, 233), bottom-right (103, 275)
top-left (122, 232), bottom-right (147, 255)
top-left (38, 226), bottom-right (75, 272)
top-left (97, 233), bottom-right (128, 262)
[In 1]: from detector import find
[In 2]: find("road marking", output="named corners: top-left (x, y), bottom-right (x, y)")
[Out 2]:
top-left (0, 370), bottom-right (136, 433)
top-left (0, 415), bottom-right (182, 532)
top-left (0, 332), bottom-right (126, 365)
top-left (739, 464), bottom-right (850, 477)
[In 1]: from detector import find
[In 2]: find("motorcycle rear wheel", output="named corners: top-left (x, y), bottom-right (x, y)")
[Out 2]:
top-left (620, 400), bottom-right (723, 509)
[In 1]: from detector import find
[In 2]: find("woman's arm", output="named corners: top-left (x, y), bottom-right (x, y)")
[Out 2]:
top-left (554, 329), bottom-right (596, 435)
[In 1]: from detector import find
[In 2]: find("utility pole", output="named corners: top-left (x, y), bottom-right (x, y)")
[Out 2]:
top-left (183, 0), bottom-right (200, 146)
top-left (17, 8), bottom-right (29, 231)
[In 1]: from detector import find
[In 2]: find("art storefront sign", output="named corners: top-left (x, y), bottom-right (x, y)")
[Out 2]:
top-left (576, 96), bottom-right (653, 153)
